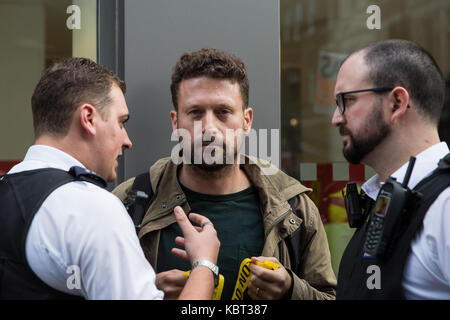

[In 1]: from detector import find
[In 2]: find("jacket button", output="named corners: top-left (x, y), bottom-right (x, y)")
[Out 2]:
top-left (289, 218), bottom-right (296, 225)
top-left (162, 203), bottom-right (167, 209)
top-left (176, 194), bottom-right (181, 201)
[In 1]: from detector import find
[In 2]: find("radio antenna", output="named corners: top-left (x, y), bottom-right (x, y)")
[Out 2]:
top-left (402, 156), bottom-right (416, 188)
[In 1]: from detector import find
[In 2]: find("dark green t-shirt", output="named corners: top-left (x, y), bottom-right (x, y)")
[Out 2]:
top-left (157, 183), bottom-right (264, 300)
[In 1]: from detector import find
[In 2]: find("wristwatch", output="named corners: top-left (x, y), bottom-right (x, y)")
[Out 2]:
top-left (192, 260), bottom-right (219, 287)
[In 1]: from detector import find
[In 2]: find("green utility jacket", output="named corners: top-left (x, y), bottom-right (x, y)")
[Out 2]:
top-left (113, 156), bottom-right (336, 300)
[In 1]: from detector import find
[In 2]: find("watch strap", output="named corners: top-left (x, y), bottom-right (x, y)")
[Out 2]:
top-left (192, 260), bottom-right (219, 287)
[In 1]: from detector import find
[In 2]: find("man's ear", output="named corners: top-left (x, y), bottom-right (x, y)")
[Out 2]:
top-left (79, 104), bottom-right (97, 136)
top-left (389, 87), bottom-right (410, 124)
top-left (243, 107), bottom-right (253, 135)
top-left (170, 110), bottom-right (178, 132)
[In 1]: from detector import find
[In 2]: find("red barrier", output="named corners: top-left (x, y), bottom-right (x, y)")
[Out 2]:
top-left (0, 161), bottom-right (20, 175)
top-left (302, 163), bottom-right (366, 224)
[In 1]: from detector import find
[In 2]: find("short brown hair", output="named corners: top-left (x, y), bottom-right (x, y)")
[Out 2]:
top-left (31, 57), bottom-right (126, 137)
top-left (170, 48), bottom-right (249, 110)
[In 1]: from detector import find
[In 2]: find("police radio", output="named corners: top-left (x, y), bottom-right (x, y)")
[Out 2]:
top-left (342, 182), bottom-right (371, 228)
top-left (362, 156), bottom-right (421, 259)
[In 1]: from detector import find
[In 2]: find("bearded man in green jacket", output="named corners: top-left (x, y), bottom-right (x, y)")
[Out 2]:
top-left (113, 48), bottom-right (336, 300)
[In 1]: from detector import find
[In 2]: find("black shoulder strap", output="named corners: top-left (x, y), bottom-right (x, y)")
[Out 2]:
top-left (438, 152), bottom-right (450, 170)
top-left (6, 167), bottom-right (106, 225)
top-left (68, 166), bottom-right (107, 188)
top-left (407, 152), bottom-right (450, 235)
top-left (124, 172), bottom-right (154, 233)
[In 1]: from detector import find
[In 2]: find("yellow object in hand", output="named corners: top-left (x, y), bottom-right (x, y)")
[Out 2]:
top-left (231, 258), bottom-right (279, 300)
top-left (183, 270), bottom-right (224, 300)
top-left (254, 259), bottom-right (279, 271)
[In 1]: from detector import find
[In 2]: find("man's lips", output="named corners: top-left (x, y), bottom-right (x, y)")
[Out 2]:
top-left (115, 154), bottom-right (123, 166)
top-left (339, 126), bottom-right (350, 136)
top-left (338, 127), bottom-right (351, 147)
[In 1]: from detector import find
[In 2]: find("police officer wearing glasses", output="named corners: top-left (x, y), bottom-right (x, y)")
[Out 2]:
top-left (332, 39), bottom-right (450, 299)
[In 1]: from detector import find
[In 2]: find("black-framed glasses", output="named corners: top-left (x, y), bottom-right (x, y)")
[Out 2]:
top-left (335, 87), bottom-right (394, 115)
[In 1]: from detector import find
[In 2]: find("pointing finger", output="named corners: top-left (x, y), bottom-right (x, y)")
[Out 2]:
top-left (174, 206), bottom-right (195, 237)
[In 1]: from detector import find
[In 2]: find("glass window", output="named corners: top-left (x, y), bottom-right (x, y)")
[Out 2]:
top-left (280, 0), bottom-right (450, 275)
top-left (0, 0), bottom-right (96, 174)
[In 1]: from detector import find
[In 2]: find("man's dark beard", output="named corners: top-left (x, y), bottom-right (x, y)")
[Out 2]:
top-left (340, 109), bottom-right (391, 164)
top-left (175, 122), bottom-right (243, 173)
top-left (193, 162), bottom-right (228, 172)
top-left (190, 143), bottom-right (238, 172)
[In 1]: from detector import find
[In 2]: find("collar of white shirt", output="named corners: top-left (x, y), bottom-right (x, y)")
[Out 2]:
top-left (8, 144), bottom-right (86, 174)
top-left (362, 142), bottom-right (450, 200)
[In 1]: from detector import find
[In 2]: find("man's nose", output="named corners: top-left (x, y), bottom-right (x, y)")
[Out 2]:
top-left (202, 111), bottom-right (219, 134)
top-left (123, 130), bottom-right (133, 150)
top-left (331, 107), bottom-right (345, 127)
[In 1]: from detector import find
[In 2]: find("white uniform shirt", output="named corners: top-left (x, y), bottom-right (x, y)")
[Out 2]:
top-left (362, 142), bottom-right (450, 299)
top-left (8, 145), bottom-right (164, 300)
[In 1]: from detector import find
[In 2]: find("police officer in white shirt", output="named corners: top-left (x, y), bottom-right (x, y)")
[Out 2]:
top-left (331, 39), bottom-right (450, 299)
top-left (1, 58), bottom-right (220, 300)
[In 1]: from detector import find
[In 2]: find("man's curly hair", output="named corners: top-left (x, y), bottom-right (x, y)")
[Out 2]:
top-left (170, 48), bottom-right (249, 110)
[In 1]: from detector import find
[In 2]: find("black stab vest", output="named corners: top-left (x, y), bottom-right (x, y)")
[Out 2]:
top-left (337, 154), bottom-right (450, 300)
top-left (0, 167), bottom-right (106, 300)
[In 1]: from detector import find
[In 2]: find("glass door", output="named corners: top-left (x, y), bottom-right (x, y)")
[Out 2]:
top-left (0, 0), bottom-right (97, 174)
